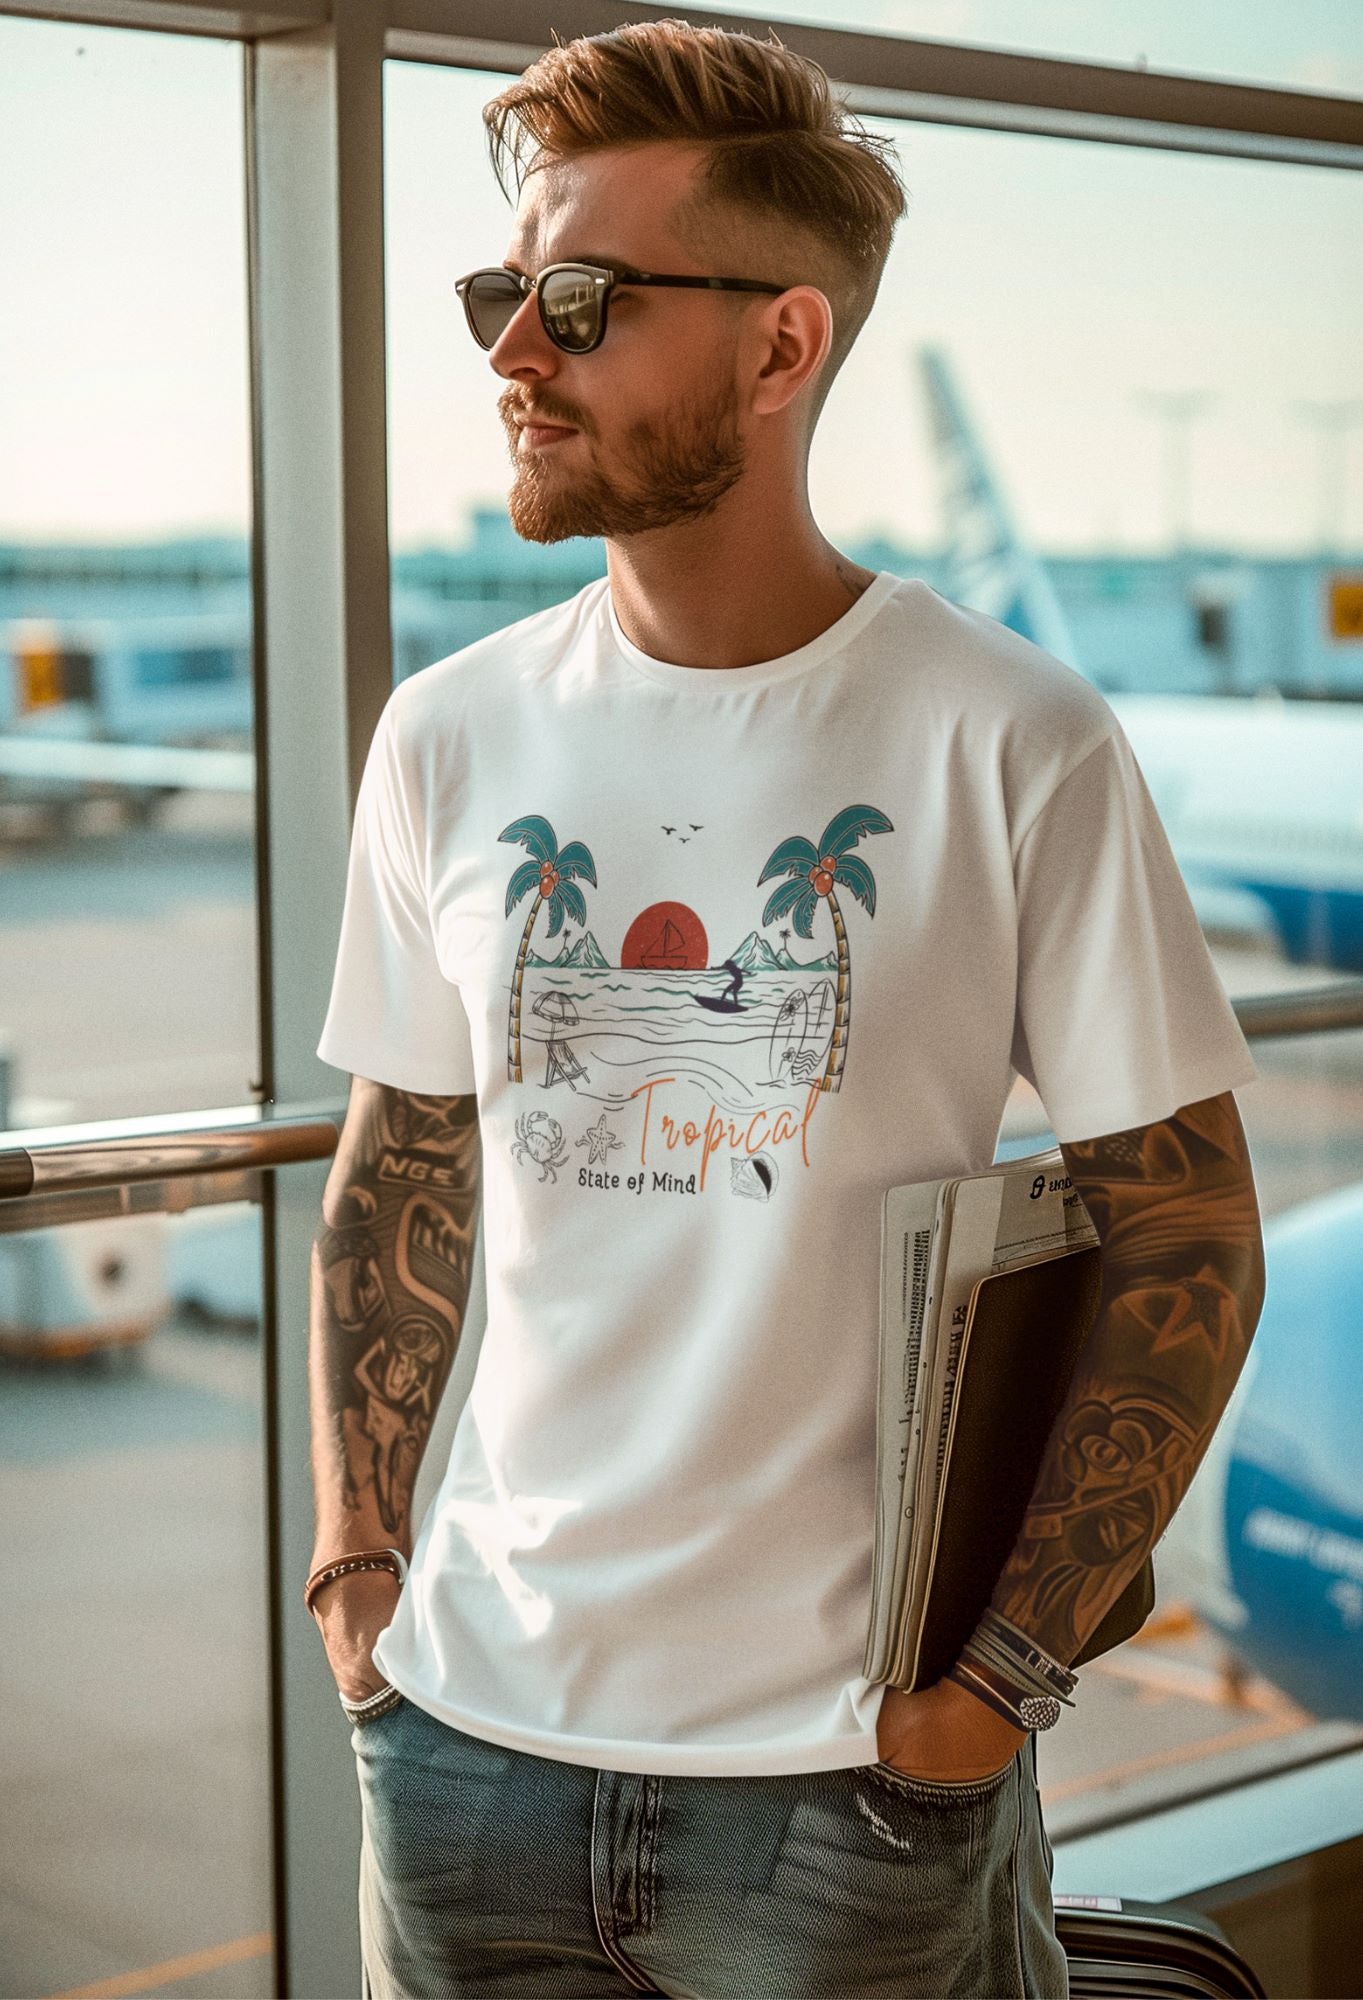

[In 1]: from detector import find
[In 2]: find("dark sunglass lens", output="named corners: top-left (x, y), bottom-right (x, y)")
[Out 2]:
top-left (539, 268), bottom-right (602, 352)
top-left (464, 271), bottom-right (526, 348)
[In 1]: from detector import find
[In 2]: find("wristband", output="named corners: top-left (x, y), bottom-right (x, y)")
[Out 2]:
top-left (959, 1606), bottom-right (1077, 1705)
top-left (946, 1656), bottom-right (1063, 1732)
top-left (304, 1546), bottom-right (409, 1618)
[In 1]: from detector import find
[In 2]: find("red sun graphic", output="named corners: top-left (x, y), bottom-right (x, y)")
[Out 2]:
top-left (620, 901), bottom-right (709, 972)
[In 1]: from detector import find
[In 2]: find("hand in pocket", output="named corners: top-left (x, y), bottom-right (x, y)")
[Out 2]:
top-left (310, 1566), bottom-right (403, 1703)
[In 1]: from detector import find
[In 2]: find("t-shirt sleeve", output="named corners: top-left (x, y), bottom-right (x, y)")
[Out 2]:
top-left (1009, 722), bottom-right (1258, 1144)
top-left (316, 693), bottom-right (478, 1096)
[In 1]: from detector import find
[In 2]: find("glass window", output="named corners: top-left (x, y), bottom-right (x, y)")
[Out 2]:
top-left (0, 1201), bottom-right (272, 1996)
top-left (0, 16), bottom-right (257, 1126)
top-left (386, 58), bottom-right (1363, 1837)
top-left (0, 20), bottom-right (271, 1997)
top-left (658, 2), bottom-right (1363, 100)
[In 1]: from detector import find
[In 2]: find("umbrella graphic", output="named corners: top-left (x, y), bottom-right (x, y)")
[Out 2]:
top-left (531, 989), bottom-right (589, 1091)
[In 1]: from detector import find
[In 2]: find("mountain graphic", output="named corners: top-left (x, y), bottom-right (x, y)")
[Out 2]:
top-left (527, 927), bottom-right (834, 972)
top-left (725, 929), bottom-right (837, 973)
top-left (527, 930), bottom-right (610, 969)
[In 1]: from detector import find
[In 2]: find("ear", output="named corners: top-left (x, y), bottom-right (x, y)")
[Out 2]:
top-left (746, 285), bottom-right (833, 419)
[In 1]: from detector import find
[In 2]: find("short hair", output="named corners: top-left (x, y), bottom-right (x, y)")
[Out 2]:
top-left (483, 19), bottom-right (907, 405)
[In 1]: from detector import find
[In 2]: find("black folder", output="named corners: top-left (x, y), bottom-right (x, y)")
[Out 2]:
top-left (906, 1243), bottom-right (1155, 1691)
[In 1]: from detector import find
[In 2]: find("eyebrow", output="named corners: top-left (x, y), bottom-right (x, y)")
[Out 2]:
top-left (505, 252), bottom-right (639, 277)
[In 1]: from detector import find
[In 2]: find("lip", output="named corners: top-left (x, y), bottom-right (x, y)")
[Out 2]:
top-left (518, 421), bottom-right (579, 449)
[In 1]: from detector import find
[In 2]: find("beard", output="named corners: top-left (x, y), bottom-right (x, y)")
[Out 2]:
top-left (501, 376), bottom-right (747, 544)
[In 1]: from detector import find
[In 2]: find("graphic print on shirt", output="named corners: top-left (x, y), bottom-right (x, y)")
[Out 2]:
top-left (498, 804), bottom-right (893, 1198)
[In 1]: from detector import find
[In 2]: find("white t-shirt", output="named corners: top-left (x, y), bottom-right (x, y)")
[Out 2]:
top-left (316, 570), bottom-right (1258, 1777)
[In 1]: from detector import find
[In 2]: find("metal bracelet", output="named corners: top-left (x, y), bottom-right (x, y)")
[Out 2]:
top-left (962, 1607), bottom-right (1077, 1700)
top-left (960, 1630), bottom-right (1075, 1706)
top-left (986, 1607), bottom-right (1078, 1690)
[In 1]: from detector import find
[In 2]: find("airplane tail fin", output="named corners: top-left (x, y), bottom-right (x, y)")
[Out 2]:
top-left (916, 344), bottom-right (1085, 676)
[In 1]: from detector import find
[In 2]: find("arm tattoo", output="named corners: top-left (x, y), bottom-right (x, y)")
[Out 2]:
top-left (987, 1090), bottom-right (1266, 1665)
top-left (310, 1082), bottom-right (480, 1547)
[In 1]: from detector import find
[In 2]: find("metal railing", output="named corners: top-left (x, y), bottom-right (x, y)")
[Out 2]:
top-left (0, 1099), bottom-right (344, 1232)
top-left (1226, 978), bottom-right (1363, 1041)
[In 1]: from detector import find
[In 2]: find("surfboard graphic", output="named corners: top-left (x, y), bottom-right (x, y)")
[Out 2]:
top-left (806, 978), bottom-right (834, 1052)
top-left (767, 979), bottom-right (837, 1085)
top-left (768, 986), bottom-right (808, 1082)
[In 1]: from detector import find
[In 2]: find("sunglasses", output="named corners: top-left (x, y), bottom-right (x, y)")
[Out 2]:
top-left (455, 261), bottom-right (787, 356)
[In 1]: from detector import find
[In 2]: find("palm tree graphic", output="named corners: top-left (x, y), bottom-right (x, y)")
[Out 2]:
top-left (500, 814), bottom-right (598, 1082)
top-left (756, 803), bottom-right (893, 1092)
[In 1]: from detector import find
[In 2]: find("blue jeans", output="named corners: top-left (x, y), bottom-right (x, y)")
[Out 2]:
top-left (354, 1693), bottom-right (1069, 1998)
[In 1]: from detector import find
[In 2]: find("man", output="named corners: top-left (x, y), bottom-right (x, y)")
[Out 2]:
top-left (310, 20), bottom-right (1265, 1997)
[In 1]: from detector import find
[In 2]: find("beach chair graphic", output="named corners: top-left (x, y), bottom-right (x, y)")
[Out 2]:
top-left (532, 989), bottom-right (589, 1090)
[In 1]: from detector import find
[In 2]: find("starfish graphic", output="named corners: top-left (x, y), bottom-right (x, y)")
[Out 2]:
top-left (576, 1112), bottom-right (623, 1167)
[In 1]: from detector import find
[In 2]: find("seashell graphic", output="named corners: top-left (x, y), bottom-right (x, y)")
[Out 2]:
top-left (731, 1151), bottom-right (779, 1202)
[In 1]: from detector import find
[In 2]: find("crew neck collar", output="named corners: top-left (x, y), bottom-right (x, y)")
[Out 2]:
top-left (604, 569), bottom-right (900, 690)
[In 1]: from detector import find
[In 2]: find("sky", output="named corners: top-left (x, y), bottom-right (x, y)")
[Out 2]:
top-left (1, 6), bottom-right (1361, 556)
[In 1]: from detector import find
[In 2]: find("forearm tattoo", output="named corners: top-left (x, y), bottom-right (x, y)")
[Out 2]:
top-left (311, 1083), bottom-right (481, 1543)
top-left (989, 1091), bottom-right (1266, 1665)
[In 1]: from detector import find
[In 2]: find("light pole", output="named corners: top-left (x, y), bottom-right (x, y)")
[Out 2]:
top-left (1134, 391), bottom-right (1216, 555)
top-left (1291, 399), bottom-right (1363, 556)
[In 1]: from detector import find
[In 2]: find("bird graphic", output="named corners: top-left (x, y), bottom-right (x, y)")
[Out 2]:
top-left (662, 825), bottom-right (676, 835)
top-left (679, 835), bottom-right (691, 843)
top-left (690, 823), bottom-right (704, 831)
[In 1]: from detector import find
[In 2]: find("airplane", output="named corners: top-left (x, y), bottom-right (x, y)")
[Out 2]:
top-left (0, 612), bottom-right (253, 829)
top-left (917, 345), bottom-right (1363, 973)
top-left (1156, 1179), bottom-right (1363, 1723)
top-left (922, 342), bottom-right (1363, 1727)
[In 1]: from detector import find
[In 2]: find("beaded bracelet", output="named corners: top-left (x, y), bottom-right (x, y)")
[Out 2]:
top-left (946, 1656), bottom-right (1063, 1732)
top-left (303, 1546), bottom-right (410, 1618)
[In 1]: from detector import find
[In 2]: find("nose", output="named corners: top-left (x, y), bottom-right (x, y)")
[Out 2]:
top-left (489, 288), bottom-right (560, 384)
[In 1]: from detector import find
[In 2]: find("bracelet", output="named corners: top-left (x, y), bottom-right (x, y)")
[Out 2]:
top-left (339, 1683), bottom-right (403, 1724)
top-left (304, 1546), bottom-right (409, 1618)
top-left (959, 1606), bottom-right (1077, 1704)
top-left (946, 1657), bottom-right (1063, 1732)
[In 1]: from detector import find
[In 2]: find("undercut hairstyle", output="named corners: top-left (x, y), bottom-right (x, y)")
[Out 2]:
top-left (483, 19), bottom-right (908, 412)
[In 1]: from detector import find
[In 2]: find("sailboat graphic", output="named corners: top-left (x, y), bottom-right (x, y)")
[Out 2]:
top-left (640, 915), bottom-right (689, 968)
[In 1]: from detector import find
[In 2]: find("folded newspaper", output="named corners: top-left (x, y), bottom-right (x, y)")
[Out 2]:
top-left (865, 1146), bottom-right (1103, 1691)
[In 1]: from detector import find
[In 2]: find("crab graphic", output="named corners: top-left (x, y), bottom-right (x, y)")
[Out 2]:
top-left (511, 1109), bottom-right (569, 1184)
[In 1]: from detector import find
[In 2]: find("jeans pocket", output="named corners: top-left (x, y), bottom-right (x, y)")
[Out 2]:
top-left (869, 1748), bottom-right (1020, 1805)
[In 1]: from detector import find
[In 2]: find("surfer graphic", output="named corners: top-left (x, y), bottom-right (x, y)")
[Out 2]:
top-left (694, 957), bottom-right (746, 1014)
